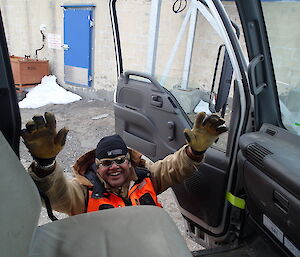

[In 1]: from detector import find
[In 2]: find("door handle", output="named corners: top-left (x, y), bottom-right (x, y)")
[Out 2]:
top-left (62, 44), bottom-right (70, 50)
top-left (168, 121), bottom-right (175, 141)
top-left (151, 95), bottom-right (163, 107)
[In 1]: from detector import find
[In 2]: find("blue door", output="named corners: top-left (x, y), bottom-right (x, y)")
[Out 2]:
top-left (63, 8), bottom-right (93, 87)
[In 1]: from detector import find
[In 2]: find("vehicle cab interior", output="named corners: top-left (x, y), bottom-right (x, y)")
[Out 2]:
top-left (1, 0), bottom-right (300, 256)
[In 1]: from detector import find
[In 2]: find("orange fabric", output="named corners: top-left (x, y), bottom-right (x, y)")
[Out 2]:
top-left (128, 178), bottom-right (161, 207)
top-left (87, 178), bottom-right (161, 212)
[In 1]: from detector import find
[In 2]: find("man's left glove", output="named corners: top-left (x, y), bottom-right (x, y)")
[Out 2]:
top-left (184, 112), bottom-right (228, 155)
top-left (21, 112), bottom-right (69, 167)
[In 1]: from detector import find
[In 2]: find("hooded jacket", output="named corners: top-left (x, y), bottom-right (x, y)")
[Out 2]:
top-left (29, 145), bottom-right (203, 216)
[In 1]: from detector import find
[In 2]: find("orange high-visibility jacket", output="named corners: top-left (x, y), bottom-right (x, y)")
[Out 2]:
top-left (87, 168), bottom-right (162, 212)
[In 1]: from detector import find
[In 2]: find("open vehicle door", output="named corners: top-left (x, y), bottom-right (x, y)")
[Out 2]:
top-left (113, 0), bottom-right (300, 256)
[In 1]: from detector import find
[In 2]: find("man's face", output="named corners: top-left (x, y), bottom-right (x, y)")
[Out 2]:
top-left (96, 155), bottom-right (131, 188)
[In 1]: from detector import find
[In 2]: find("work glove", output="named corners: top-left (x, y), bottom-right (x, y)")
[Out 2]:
top-left (184, 112), bottom-right (227, 154)
top-left (21, 112), bottom-right (69, 166)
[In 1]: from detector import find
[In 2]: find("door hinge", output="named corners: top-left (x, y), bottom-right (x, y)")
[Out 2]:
top-left (62, 44), bottom-right (70, 50)
top-left (89, 20), bottom-right (94, 28)
top-left (88, 15), bottom-right (94, 27)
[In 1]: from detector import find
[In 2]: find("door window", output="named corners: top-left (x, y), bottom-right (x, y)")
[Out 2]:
top-left (117, 1), bottom-right (247, 151)
top-left (261, 1), bottom-right (300, 135)
top-left (156, 1), bottom-right (248, 151)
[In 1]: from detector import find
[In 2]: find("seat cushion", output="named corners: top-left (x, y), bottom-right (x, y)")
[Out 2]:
top-left (29, 206), bottom-right (192, 257)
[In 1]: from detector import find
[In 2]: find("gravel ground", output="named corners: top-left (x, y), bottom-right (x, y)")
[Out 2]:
top-left (19, 98), bottom-right (203, 251)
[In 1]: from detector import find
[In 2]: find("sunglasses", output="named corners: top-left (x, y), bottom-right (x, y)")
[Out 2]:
top-left (96, 156), bottom-right (128, 168)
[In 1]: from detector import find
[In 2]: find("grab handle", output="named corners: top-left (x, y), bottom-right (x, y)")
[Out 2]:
top-left (124, 71), bottom-right (164, 92)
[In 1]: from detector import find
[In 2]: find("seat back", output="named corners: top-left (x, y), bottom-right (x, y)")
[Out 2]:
top-left (29, 206), bottom-right (192, 257)
top-left (0, 132), bottom-right (41, 257)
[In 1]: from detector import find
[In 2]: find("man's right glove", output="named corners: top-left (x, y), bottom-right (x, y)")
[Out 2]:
top-left (21, 112), bottom-right (69, 167)
top-left (184, 112), bottom-right (228, 155)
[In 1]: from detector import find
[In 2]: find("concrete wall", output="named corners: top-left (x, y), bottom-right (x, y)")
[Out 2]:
top-left (0, 0), bottom-right (117, 100)
top-left (0, 0), bottom-right (244, 101)
top-left (1, 0), bottom-right (66, 84)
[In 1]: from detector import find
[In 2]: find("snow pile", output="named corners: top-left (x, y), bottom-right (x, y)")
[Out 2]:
top-left (19, 75), bottom-right (82, 109)
top-left (194, 100), bottom-right (212, 114)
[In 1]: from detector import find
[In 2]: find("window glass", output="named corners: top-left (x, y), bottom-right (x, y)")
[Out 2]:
top-left (155, 1), bottom-right (247, 151)
top-left (117, 0), bottom-right (150, 73)
top-left (261, 1), bottom-right (300, 135)
top-left (117, 1), bottom-right (247, 151)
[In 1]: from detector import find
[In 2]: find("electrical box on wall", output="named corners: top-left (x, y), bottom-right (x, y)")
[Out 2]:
top-left (10, 56), bottom-right (49, 92)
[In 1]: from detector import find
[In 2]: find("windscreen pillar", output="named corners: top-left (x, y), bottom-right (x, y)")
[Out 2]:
top-left (147, 0), bottom-right (161, 76)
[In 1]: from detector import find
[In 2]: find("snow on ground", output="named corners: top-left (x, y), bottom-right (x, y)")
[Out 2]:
top-left (19, 75), bottom-right (82, 109)
top-left (194, 100), bottom-right (212, 114)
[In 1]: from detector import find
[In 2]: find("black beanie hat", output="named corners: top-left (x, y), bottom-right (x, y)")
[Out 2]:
top-left (95, 134), bottom-right (128, 160)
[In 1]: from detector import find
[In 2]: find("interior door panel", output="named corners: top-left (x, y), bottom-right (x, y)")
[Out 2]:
top-left (115, 71), bottom-right (189, 161)
top-left (238, 124), bottom-right (300, 250)
top-left (114, 71), bottom-right (230, 233)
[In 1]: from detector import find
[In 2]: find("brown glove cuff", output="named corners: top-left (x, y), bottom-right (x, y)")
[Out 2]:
top-left (33, 157), bottom-right (56, 167)
top-left (186, 146), bottom-right (205, 162)
top-left (32, 160), bottom-right (56, 178)
top-left (33, 156), bottom-right (56, 178)
top-left (191, 148), bottom-right (207, 156)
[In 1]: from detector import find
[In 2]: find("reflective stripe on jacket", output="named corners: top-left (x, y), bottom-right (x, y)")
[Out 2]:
top-left (87, 169), bottom-right (162, 212)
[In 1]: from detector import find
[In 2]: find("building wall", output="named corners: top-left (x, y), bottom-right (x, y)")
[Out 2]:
top-left (0, 0), bottom-right (118, 100)
top-left (1, 0), bottom-right (65, 84)
top-left (0, 0), bottom-right (245, 101)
